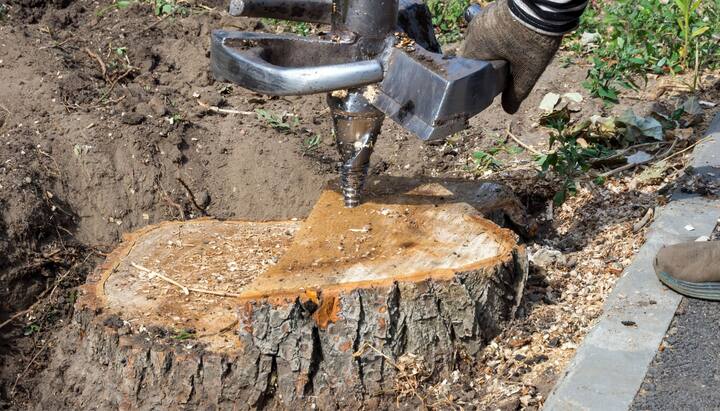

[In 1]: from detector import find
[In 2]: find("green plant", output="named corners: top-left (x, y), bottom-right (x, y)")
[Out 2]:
top-left (570, 0), bottom-right (719, 103)
top-left (262, 18), bottom-right (313, 36)
top-left (536, 113), bottom-right (610, 204)
top-left (472, 149), bottom-right (502, 172)
top-left (153, 0), bottom-right (187, 16)
top-left (302, 134), bottom-right (322, 152)
top-left (172, 329), bottom-right (196, 340)
top-left (674, 0), bottom-right (710, 66)
top-left (255, 109), bottom-right (299, 132)
top-left (426, 0), bottom-right (470, 44)
top-left (24, 323), bottom-right (41, 336)
top-left (0, 3), bottom-right (7, 20)
top-left (471, 139), bottom-right (523, 173)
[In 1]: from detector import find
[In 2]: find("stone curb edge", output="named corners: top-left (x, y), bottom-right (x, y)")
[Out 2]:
top-left (542, 113), bottom-right (720, 411)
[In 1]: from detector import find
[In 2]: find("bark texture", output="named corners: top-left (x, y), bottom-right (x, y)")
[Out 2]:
top-left (35, 183), bottom-right (528, 410)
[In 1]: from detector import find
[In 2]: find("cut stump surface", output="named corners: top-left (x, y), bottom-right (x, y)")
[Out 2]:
top-left (38, 182), bottom-right (528, 409)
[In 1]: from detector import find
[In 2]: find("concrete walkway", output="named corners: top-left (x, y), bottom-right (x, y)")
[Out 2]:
top-left (543, 114), bottom-right (720, 410)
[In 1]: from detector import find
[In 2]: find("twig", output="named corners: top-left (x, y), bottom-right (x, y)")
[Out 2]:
top-left (197, 100), bottom-right (255, 116)
top-left (39, 36), bottom-right (74, 50)
top-left (662, 136), bottom-right (713, 162)
top-left (140, 14), bottom-right (170, 33)
top-left (598, 136), bottom-right (711, 179)
top-left (177, 177), bottom-right (208, 215)
top-left (353, 342), bottom-right (399, 369)
top-left (600, 140), bottom-right (678, 178)
top-left (84, 47), bottom-right (107, 80)
top-left (99, 66), bottom-right (136, 101)
top-left (132, 262), bottom-right (190, 294)
top-left (506, 124), bottom-right (542, 156)
top-left (0, 253), bottom-right (92, 331)
top-left (161, 191), bottom-right (186, 220)
top-left (10, 340), bottom-right (50, 396)
top-left (131, 263), bottom-right (242, 298)
top-left (0, 309), bottom-right (32, 331)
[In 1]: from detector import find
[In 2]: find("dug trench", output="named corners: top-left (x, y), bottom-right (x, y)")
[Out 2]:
top-left (0, 0), bottom-right (668, 409)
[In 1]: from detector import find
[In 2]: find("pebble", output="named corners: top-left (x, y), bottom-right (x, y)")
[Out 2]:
top-left (148, 96), bottom-right (168, 116)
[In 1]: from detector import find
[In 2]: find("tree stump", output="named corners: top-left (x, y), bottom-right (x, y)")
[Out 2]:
top-left (37, 182), bottom-right (528, 410)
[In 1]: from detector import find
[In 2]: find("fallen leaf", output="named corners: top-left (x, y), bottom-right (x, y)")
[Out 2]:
top-left (618, 110), bottom-right (664, 141)
top-left (669, 127), bottom-right (694, 140)
top-left (634, 159), bottom-right (669, 184)
top-left (683, 96), bottom-right (704, 116)
top-left (627, 151), bottom-right (652, 165)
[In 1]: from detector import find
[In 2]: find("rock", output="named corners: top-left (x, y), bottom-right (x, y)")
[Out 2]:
top-left (203, 93), bottom-right (225, 108)
top-left (148, 96), bottom-right (168, 116)
top-left (121, 112), bottom-right (145, 125)
top-left (530, 246), bottom-right (566, 269)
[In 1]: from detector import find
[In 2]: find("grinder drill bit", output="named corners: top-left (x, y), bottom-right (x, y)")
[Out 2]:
top-left (328, 90), bottom-right (384, 208)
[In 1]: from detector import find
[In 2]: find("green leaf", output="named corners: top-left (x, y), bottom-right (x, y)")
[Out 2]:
top-left (691, 26), bottom-right (710, 38)
top-left (597, 87), bottom-right (618, 102)
top-left (116, 0), bottom-right (131, 8)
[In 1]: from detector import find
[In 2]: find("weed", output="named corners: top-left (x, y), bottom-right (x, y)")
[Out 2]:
top-left (262, 18), bottom-right (314, 36)
top-left (570, 0), bottom-right (719, 103)
top-left (255, 109), bottom-right (299, 132)
top-left (536, 111), bottom-right (611, 204)
top-left (302, 134), bottom-right (322, 152)
top-left (472, 150), bottom-right (502, 172)
top-left (675, 0), bottom-right (711, 66)
top-left (172, 329), bottom-right (196, 340)
top-left (426, 0), bottom-right (470, 44)
top-left (471, 139), bottom-right (523, 173)
top-left (0, 3), bottom-right (7, 21)
top-left (153, 0), bottom-right (188, 17)
top-left (96, 0), bottom-right (188, 16)
top-left (23, 323), bottom-right (41, 336)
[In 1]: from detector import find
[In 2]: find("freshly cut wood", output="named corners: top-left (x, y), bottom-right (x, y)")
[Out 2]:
top-left (36, 181), bottom-right (528, 410)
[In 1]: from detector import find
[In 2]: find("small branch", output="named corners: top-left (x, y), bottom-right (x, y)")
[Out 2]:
top-left (598, 136), bottom-right (712, 179)
top-left (132, 262), bottom-right (189, 295)
top-left (663, 135), bottom-right (713, 162)
top-left (600, 140), bottom-right (678, 178)
top-left (0, 309), bottom-right (32, 331)
top-left (177, 177), bottom-right (208, 215)
top-left (99, 66), bottom-right (136, 101)
top-left (10, 340), bottom-right (51, 396)
top-left (39, 36), bottom-right (74, 50)
top-left (161, 191), bottom-right (186, 220)
top-left (140, 14), bottom-right (171, 33)
top-left (0, 253), bottom-right (92, 331)
top-left (506, 124), bottom-right (542, 156)
top-left (84, 47), bottom-right (108, 80)
top-left (353, 342), bottom-right (399, 369)
top-left (131, 262), bottom-right (242, 298)
top-left (197, 100), bottom-right (255, 116)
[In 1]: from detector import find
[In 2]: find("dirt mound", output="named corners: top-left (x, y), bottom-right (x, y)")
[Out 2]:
top-left (0, 0), bottom-right (586, 407)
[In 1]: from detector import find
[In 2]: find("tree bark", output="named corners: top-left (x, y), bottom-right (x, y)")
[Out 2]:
top-left (36, 182), bottom-right (528, 410)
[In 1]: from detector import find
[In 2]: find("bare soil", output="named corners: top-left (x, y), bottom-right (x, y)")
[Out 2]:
top-left (1, 0), bottom-right (719, 409)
